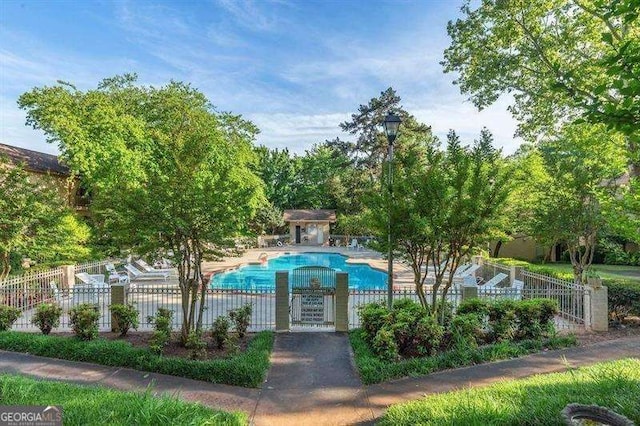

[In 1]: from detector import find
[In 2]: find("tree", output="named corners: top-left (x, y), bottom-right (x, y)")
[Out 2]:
top-left (0, 157), bottom-right (69, 279)
top-left (442, 0), bottom-right (639, 168)
top-left (19, 74), bottom-right (264, 343)
top-left (368, 128), bottom-right (510, 318)
top-left (530, 124), bottom-right (627, 283)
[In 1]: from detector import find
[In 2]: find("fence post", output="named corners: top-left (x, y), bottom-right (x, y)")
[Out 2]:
top-left (461, 276), bottom-right (478, 301)
top-left (472, 255), bottom-right (483, 265)
top-left (110, 283), bottom-right (127, 332)
top-left (588, 285), bottom-right (608, 332)
top-left (275, 271), bottom-right (289, 332)
top-left (335, 272), bottom-right (349, 332)
top-left (61, 265), bottom-right (75, 289)
top-left (510, 266), bottom-right (522, 286)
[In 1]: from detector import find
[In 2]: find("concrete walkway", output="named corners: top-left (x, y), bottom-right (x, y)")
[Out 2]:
top-left (0, 334), bottom-right (639, 425)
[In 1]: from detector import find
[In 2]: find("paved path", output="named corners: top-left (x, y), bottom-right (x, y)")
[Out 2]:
top-left (0, 334), bottom-right (639, 425)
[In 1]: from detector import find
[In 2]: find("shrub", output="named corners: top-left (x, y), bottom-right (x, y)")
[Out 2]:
top-left (372, 326), bottom-right (399, 361)
top-left (109, 304), bottom-right (139, 336)
top-left (390, 301), bottom-right (443, 357)
top-left (358, 301), bottom-right (389, 342)
top-left (147, 307), bottom-right (173, 354)
top-left (487, 299), bottom-right (517, 342)
top-left (31, 303), bottom-right (62, 335)
top-left (212, 316), bottom-right (230, 349)
top-left (607, 280), bottom-right (640, 323)
top-left (449, 313), bottom-right (483, 349)
top-left (185, 331), bottom-right (207, 360)
top-left (456, 298), bottom-right (490, 316)
top-left (0, 305), bottom-right (21, 331)
top-left (514, 299), bottom-right (558, 340)
top-left (229, 304), bottom-right (252, 338)
top-left (69, 304), bottom-right (100, 340)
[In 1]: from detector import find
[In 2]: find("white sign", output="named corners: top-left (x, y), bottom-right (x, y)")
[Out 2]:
top-left (300, 293), bottom-right (325, 324)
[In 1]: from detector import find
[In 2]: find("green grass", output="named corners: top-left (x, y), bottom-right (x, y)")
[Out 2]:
top-left (0, 374), bottom-right (246, 425)
top-left (380, 358), bottom-right (640, 425)
top-left (0, 331), bottom-right (273, 388)
top-left (493, 258), bottom-right (640, 283)
top-left (349, 329), bottom-right (577, 385)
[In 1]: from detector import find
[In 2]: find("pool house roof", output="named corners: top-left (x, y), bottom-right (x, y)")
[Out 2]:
top-left (283, 209), bottom-right (336, 223)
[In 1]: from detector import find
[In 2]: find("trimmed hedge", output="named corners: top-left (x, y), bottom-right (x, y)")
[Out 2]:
top-left (350, 328), bottom-right (577, 385)
top-left (0, 331), bottom-right (274, 388)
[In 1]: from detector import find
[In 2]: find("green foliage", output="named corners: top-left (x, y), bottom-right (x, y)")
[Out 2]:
top-left (0, 306), bottom-right (21, 332)
top-left (0, 330), bottom-right (274, 388)
top-left (109, 303), bottom-right (139, 336)
top-left (185, 331), bottom-right (207, 360)
top-left (0, 374), bottom-right (247, 425)
top-left (449, 313), bottom-right (483, 349)
top-left (228, 304), bottom-right (252, 338)
top-left (212, 316), bottom-right (231, 349)
top-left (147, 307), bottom-right (173, 354)
top-left (357, 301), bottom-right (389, 342)
top-left (514, 299), bottom-right (559, 340)
top-left (31, 303), bottom-right (62, 335)
top-left (456, 298), bottom-right (490, 316)
top-left (607, 280), bottom-right (640, 323)
top-left (372, 326), bottom-right (399, 362)
top-left (68, 303), bottom-right (100, 340)
top-left (380, 359), bottom-right (640, 425)
top-left (349, 329), bottom-right (577, 385)
top-left (487, 300), bottom-right (518, 342)
top-left (19, 75), bottom-right (265, 343)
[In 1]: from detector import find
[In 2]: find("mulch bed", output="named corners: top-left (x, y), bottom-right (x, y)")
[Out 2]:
top-left (50, 330), bottom-right (253, 361)
top-left (572, 317), bottom-right (640, 347)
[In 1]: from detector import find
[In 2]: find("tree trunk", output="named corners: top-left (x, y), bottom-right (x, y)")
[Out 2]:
top-left (492, 240), bottom-right (502, 258)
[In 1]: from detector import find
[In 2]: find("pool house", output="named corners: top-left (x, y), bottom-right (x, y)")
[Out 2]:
top-left (283, 209), bottom-right (336, 245)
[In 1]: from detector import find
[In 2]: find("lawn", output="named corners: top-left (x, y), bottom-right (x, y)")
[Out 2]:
top-left (0, 374), bottom-right (246, 425)
top-left (380, 358), bottom-right (640, 426)
top-left (537, 263), bottom-right (640, 282)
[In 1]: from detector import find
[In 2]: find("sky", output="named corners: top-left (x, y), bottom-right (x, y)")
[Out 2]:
top-left (0, 0), bottom-right (521, 156)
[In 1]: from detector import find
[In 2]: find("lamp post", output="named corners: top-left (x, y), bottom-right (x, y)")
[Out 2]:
top-left (383, 112), bottom-right (402, 308)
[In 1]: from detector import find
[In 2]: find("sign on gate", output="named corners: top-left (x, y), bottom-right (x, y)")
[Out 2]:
top-left (291, 266), bottom-right (336, 327)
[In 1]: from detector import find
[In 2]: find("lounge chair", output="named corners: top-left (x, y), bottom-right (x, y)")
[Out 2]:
top-left (134, 259), bottom-right (172, 273)
top-left (478, 272), bottom-right (509, 292)
top-left (106, 263), bottom-right (130, 284)
top-left (124, 264), bottom-right (170, 281)
top-left (75, 272), bottom-right (108, 288)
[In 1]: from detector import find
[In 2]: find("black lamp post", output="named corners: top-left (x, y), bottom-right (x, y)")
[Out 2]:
top-left (383, 112), bottom-right (402, 308)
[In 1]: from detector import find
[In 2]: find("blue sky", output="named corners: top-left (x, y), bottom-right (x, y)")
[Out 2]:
top-left (0, 0), bottom-right (520, 155)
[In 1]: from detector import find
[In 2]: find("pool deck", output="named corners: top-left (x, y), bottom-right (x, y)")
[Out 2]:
top-left (201, 246), bottom-right (416, 289)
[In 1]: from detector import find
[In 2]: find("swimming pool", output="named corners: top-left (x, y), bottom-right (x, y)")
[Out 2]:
top-left (210, 252), bottom-right (387, 290)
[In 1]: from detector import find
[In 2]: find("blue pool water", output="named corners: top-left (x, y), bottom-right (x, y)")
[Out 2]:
top-left (210, 253), bottom-right (387, 290)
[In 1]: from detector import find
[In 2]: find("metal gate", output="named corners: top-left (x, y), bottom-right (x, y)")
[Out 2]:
top-left (290, 266), bottom-right (336, 327)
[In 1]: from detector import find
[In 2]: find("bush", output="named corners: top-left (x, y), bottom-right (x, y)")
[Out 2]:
top-left (0, 305), bottom-right (21, 331)
top-left (456, 298), bottom-right (490, 316)
top-left (212, 316), bottom-right (230, 349)
top-left (109, 304), bottom-right (139, 336)
top-left (514, 299), bottom-right (558, 340)
top-left (185, 331), bottom-right (207, 360)
top-left (229, 304), bottom-right (252, 338)
top-left (31, 303), bottom-right (62, 335)
top-left (607, 280), bottom-right (640, 323)
top-left (372, 326), bottom-right (399, 361)
top-left (69, 303), bottom-right (100, 340)
top-left (358, 301), bottom-right (389, 342)
top-left (147, 307), bottom-right (173, 354)
top-left (487, 299), bottom-right (517, 342)
top-left (449, 313), bottom-right (483, 349)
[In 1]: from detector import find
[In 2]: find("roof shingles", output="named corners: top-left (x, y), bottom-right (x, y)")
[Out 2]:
top-left (283, 209), bottom-right (336, 222)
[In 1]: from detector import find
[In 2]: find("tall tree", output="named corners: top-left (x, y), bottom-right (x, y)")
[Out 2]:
top-left (530, 123), bottom-right (627, 283)
top-left (19, 75), bottom-right (264, 343)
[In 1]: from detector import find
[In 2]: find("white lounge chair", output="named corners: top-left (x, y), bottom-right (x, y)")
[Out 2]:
top-left (75, 272), bottom-right (108, 288)
top-left (478, 272), bottom-right (509, 292)
top-left (135, 259), bottom-right (172, 273)
top-left (124, 264), bottom-right (170, 281)
top-left (347, 238), bottom-right (358, 250)
top-left (106, 263), bottom-right (130, 284)
top-left (455, 264), bottom-right (481, 278)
